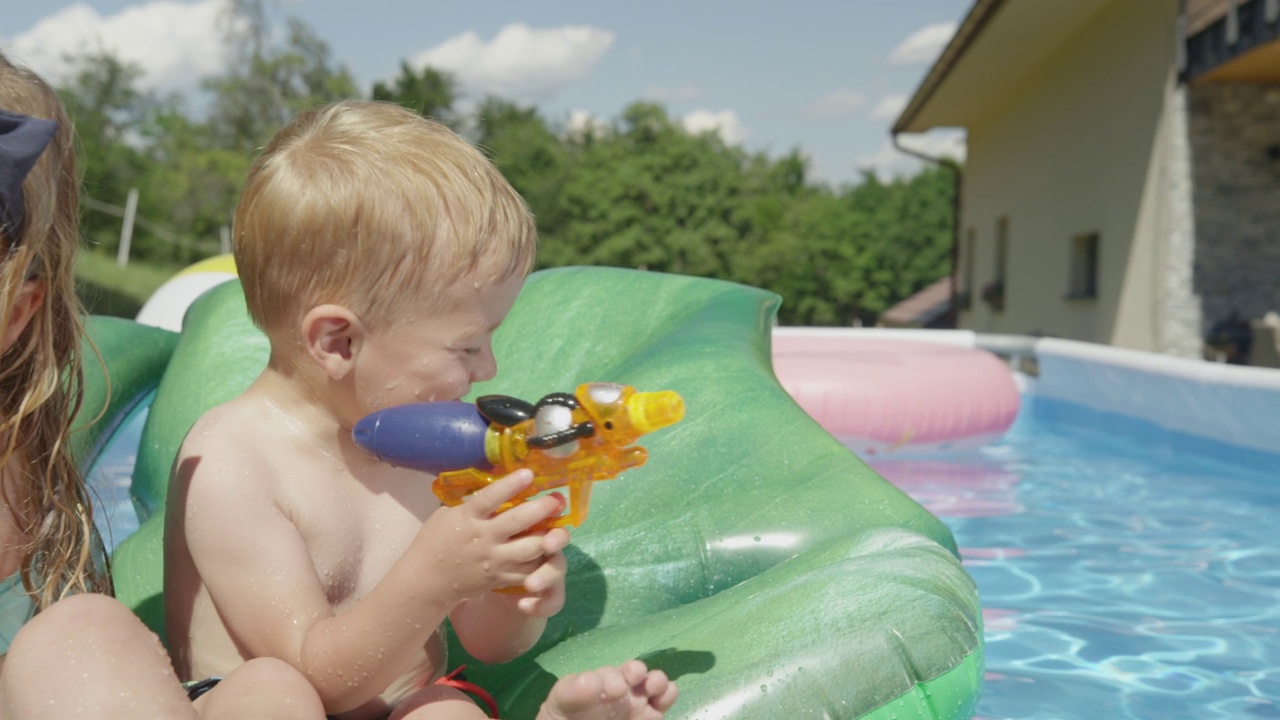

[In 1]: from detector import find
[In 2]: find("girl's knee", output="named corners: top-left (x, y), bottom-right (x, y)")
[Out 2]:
top-left (8, 593), bottom-right (143, 659)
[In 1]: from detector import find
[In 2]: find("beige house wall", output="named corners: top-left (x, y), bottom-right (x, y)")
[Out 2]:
top-left (956, 0), bottom-right (1182, 351)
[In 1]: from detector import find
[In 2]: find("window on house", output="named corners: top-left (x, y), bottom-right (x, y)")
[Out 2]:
top-left (1067, 232), bottom-right (1099, 300)
top-left (981, 217), bottom-right (1008, 312)
top-left (959, 227), bottom-right (975, 310)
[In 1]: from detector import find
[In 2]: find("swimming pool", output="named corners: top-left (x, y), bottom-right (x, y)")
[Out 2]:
top-left (869, 395), bottom-right (1279, 719)
top-left (85, 334), bottom-right (1280, 719)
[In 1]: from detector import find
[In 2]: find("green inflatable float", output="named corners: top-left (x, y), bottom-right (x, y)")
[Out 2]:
top-left (79, 266), bottom-right (983, 719)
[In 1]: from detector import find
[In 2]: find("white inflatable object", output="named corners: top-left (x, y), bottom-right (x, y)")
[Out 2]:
top-left (134, 255), bottom-right (237, 333)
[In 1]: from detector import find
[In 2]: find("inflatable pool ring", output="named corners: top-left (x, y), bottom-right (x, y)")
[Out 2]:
top-left (773, 330), bottom-right (1019, 454)
top-left (89, 265), bottom-right (983, 719)
top-left (134, 254), bottom-right (237, 332)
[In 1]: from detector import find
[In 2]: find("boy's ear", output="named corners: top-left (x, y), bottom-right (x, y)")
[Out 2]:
top-left (1, 279), bottom-right (45, 355)
top-left (301, 304), bottom-right (364, 381)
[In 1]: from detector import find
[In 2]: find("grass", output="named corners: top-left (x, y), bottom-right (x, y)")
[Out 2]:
top-left (75, 251), bottom-right (185, 319)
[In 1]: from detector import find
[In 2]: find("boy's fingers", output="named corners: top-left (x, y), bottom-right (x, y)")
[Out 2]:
top-left (501, 535), bottom-right (549, 565)
top-left (463, 470), bottom-right (534, 515)
top-left (494, 492), bottom-right (564, 535)
top-left (521, 551), bottom-right (565, 594)
top-left (541, 527), bottom-right (570, 554)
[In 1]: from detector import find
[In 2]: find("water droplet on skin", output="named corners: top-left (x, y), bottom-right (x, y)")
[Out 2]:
top-left (482, 561), bottom-right (491, 571)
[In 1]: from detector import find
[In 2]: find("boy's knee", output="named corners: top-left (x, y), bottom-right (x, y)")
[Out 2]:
top-left (229, 657), bottom-right (305, 687)
top-left (222, 657), bottom-right (324, 711)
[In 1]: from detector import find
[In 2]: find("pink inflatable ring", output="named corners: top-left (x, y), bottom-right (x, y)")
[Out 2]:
top-left (772, 331), bottom-right (1020, 455)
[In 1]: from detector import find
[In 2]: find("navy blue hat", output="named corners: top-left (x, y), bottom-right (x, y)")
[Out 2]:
top-left (0, 109), bottom-right (59, 245)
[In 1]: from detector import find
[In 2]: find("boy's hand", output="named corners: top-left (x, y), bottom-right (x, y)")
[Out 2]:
top-left (417, 469), bottom-right (565, 602)
top-left (515, 527), bottom-right (569, 617)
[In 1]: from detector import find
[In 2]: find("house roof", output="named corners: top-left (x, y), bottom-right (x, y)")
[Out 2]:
top-left (893, 0), bottom-right (1116, 134)
top-left (879, 277), bottom-right (954, 328)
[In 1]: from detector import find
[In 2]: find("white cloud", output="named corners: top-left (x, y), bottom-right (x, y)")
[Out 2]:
top-left (681, 109), bottom-right (747, 145)
top-left (6, 0), bottom-right (232, 93)
top-left (565, 109), bottom-right (610, 139)
top-left (414, 24), bottom-right (613, 102)
top-left (645, 84), bottom-right (705, 103)
top-left (858, 130), bottom-right (966, 180)
top-left (869, 95), bottom-right (909, 121)
top-left (887, 22), bottom-right (958, 66)
top-left (801, 89), bottom-right (865, 120)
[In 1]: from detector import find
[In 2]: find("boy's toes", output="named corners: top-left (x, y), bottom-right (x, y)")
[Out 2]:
top-left (619, 659), bottom-right (649, 687)
top-left (552, 671), bottom-right (607, 713)
top-left (646, 672), bottom-right (678, 712)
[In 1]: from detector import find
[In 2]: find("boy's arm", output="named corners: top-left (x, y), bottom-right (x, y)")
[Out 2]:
top-left (449, 528), bottom-right (569, 663)
top-left (174, 446), bottom-right (558, 714)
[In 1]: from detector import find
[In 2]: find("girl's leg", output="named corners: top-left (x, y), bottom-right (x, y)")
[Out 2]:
top-left (0, 593), bottom-right (195, 719)
top-left (0, 593), bottom-right (325, 720)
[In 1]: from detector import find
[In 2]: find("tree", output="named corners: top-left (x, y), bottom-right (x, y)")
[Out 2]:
top-left (546, 102), bottom-right (749, 278)
top-left (203, 0), bottom-right (358, 153)
top-left (469, 98), bottom-right (571, 245)
top-left (372, 62), bottom-right (459, 127)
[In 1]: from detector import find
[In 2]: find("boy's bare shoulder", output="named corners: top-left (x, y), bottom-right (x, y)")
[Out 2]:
top-left (174, 394), bottom-right (286, 498)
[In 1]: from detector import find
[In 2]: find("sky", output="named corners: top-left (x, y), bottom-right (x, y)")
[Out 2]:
top-left (4, 0), bottom-right (971, 186)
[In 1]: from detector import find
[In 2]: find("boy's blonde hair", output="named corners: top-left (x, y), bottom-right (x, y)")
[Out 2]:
top-left (234, 100), bottom-right (537, 342)
top-left (0, 52), bottom-right (109, 608)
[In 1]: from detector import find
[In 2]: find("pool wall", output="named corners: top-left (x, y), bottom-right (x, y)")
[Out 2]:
top-left (1030, 337), bottom-right (1280, 457)
top-left (783, 327), bottom-right (1280, 463)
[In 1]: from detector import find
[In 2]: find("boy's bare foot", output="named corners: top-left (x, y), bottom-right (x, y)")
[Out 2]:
top-left (536, 661), bottom-right (677, 720)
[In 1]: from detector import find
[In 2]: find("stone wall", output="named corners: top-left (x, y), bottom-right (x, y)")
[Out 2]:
top-left (1188, 83), bottom-right (1280, 332)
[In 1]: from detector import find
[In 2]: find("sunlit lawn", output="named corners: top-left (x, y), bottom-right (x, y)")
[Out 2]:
top-left (75, 250), bottom-right (184, 319)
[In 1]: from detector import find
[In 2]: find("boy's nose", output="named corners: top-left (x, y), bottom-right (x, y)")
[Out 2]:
top-left (471, 344), bottom-right (497, 382)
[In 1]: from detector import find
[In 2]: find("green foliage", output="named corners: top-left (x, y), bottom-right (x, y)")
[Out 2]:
top-left (56, 19), bottom-right (956, 326)
top-left (59, 1), bottom-right (359, 269)
top-left (372, 62), bottom-right (459, 127)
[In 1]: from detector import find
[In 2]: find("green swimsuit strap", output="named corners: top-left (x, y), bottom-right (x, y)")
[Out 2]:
top-left (0, 572), bottom-right (36, 655)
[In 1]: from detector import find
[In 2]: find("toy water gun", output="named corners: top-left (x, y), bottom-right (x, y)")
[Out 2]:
top-left (352, 382), bottom-right (685, 529)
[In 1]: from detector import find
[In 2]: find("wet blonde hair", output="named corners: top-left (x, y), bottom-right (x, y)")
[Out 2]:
top-left (0, 52), bottom-right (108, 608)
top-left (234, 100), bottom-right (537, 344)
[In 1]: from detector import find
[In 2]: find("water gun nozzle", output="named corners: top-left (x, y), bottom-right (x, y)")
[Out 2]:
top-left (628, 390), bottom-right (686, 434)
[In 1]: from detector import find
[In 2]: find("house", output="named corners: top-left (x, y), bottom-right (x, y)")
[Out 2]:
top-left (878, 276), bottom-right (955, 328)
top-left (892, 0), bottom-right (1280, 358)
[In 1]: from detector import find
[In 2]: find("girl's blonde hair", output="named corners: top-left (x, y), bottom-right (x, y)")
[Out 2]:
top-left (234, 100), bottom-right (537, 343)
top-left (0, 52), bottom-right (108, 608)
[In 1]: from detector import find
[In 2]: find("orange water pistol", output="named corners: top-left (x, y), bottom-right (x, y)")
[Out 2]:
top-left (352, 382), bottom-right (685, 529)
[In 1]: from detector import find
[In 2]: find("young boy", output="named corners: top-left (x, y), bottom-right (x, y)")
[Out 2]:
top-left (164, 101), bottom-right (677, 720)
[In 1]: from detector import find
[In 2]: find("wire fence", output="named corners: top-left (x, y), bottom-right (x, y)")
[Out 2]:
top-left (82, 191), bottom-right (228, 263)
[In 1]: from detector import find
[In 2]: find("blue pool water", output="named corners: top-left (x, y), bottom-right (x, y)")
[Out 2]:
top-left (86, 406), bottom-right (146, 551)
top-left (86, 394), bottom-right (1279, 719)
top-left (868, 399), bottom-right (1280, 720)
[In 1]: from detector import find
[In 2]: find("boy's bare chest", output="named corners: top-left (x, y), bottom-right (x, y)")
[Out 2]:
top-left (284, 462), bottom-right (438, 609)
